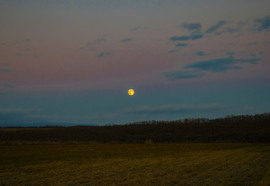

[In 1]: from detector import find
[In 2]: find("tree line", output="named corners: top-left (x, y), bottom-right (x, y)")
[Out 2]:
top-left (0, 113), bottom-right (270, 143)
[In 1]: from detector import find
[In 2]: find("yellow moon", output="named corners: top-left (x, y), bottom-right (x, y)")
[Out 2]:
top-left (128, 89), bottom-right (135, 96)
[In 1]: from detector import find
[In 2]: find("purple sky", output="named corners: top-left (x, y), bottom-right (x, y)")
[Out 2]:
top-left (1, 0), bottom-right (270, 126)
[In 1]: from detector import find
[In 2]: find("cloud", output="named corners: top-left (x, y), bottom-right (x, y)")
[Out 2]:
top-left (196, 51), bottom-right (205, 56)
top-left (184, 57), bottom-right (260, 72)
top-left (164, 70), bottom-right (203, 80)
top-left (182, 22), bottom-right (202, 32)
top-left (254, 15), bottom-right (270, 31)
top-left (171, 20), bottom-right (239, 42)
top-left (120, 38), bottom-right (133, 43)
top-left (182, 22), bottom-right (203, 37)
top-left (1, 38), bottom-right (32, 48)
top-left (248, 42), bottom-right (258, 46)
top-left (124, 104), bottom-right (223, 115)
top-left (95, 38), bottom-right (106, 44)
top-left (175, 43), bottom-right (189, 47)
top-left (220, 27), bottom-right (239, 34)
top-left (225, 51), bottom-right (235, 56)
top-left (0, 83), bottom-right (14, 88)
top-left (170, 22), bottom-right (204, 42)
top-left (98, 51), bottom-right (112, 58)
top-left (168, 49), bottom-right (177, 53)
top-left (170, 34), bottom-right (203, 42)
top-left (190, 34), bottom-right (203, 40)
top-left (164, 57), bottom-right (259, 81)
top-left (205, 20), bottom-right (227, 34)
top-left (78, 38), bottom-right (106, 51)
top-left (170, 35), bottom-right (190, 41)
top-left (78, 42), bottom-right (96, 51)
top-left (0, 69), bottom-right (13, 72)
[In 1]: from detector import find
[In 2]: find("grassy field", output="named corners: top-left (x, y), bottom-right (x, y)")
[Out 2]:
top-left (1, 143), bottom-right (270, 185)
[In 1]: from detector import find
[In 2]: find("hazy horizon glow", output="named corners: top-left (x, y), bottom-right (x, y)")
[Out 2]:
top-left (1, 0), bottom-right (270, 125)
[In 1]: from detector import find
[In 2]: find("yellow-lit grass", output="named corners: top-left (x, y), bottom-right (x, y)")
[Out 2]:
top-left (0, 143), bottom-right (270, 185)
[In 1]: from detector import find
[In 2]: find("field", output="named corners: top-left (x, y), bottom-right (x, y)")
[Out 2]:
top-left (1, 143), bottom-right (270, 185)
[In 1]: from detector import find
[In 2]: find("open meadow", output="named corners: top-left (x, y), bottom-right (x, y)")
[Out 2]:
top-left (1, 143), bottom-right (270, 185)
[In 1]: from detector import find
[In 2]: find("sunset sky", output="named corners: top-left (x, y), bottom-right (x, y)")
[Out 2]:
top-left (1, 0), bottom-right (270, 126)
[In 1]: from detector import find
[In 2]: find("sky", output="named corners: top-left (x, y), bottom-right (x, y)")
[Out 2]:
top-left (1, 0), bottom-right (270, 126)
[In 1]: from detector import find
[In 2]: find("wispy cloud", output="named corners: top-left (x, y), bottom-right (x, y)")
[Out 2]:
top-left (225, 51), bottom-right (235, 56)
top-left (196, 51), bottom-right (205, 56)
top-left (78, 42), bottom-right (96, 51)
top-left (164, 57), bottom-right (260, 81)
top-left (219, 27), bottom-right (239, 34)
top-left (120, 38), bottom-right (133, 43)
top-left (95, 38), bottom-right (106, 44)
top-left (168, 49), bottom-right (177, 53)
top-left (164, 70), bottom-right (203, 80)
top-left (190, 34), bottom-right (203, 40)
top-left (205, 20), bottom-right (227, 34)
top-left (170, 19), bottom-right (243, 43)
top-left (170, 34), bottom-right (203, 41)
top-left (184, 57), bottom-right (260, 72)
top-left (0, 83), bottom-right (14, 88)
top-left (98, 51), bottom-right (112, 58)
top-left (170, 35), bottom-right (190, 41)
top-left (254, 15), bottom-right (270, 32)
top-left (78, 38), bottom-right (106, 51)
top-left (0, 69), bottom-right (13, 72)
top-left (175, 43), bottom-right (189, 47)
top-left (170, 22), bottom-right (204, 42)
top-left (248, 42), bottom-right (258, 46)
top-left (182, 22), bottom-right (202, 32)
top-left (3, 38), bottom-right (32, 47)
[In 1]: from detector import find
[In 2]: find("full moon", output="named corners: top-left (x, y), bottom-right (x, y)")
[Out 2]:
top-left (128, 89), bottom-right (135, 96)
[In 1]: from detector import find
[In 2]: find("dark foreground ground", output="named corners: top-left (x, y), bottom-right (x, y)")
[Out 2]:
top-left (1, 143), bottom-right (270, 185)
top-left (1, 113), bottom-right (270, 185)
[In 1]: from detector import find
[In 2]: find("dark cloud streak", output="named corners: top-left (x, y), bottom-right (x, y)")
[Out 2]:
top-left (196, 51), bottom-right (205, 56)
top-left (205, 20), bottom-right (227, 34)
top-left (170, 22), bottom-right (204, 42)
top-left (175, 43), bottom-right (189, 47)
top-left (120, 38), bottom-right (133, 43)
top-left (170, 34), bottom-right (203, 41)
top-left (0, 69), bottom-right (13, 72)
top-left (164, 57), bottom-right (260, 82)
top-left (170, 35), bottom-right (190, 41)
top-left (0, 83), bottom-right (14, 88)
top-left (184, 57), bottom-right (260, 72)
top-left (164, 70), bottom-right (203, 80)
top-left (182, 22), bottom-right (202, 32)
top-left (254, 15), bottom-right (270, 31)
top-left (98, 51), bottom-right (112, 58)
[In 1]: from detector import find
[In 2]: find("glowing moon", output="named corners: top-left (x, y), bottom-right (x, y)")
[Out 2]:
top-left (128, 89), bottom-right (135, 96)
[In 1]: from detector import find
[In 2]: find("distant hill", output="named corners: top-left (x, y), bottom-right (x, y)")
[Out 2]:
top-left (0, 113), bottom-right (270, 143)
top-left (0, 122), bottom-right (97, 127)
